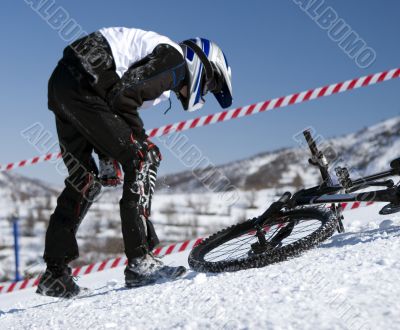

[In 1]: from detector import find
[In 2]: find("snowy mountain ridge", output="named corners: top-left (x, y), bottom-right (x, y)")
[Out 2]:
top-left (0, 171), bottom-right (58, 218)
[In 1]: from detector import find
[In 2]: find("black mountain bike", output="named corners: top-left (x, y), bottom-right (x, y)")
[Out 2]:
top-left (189, 130), bottom-right (400, 273)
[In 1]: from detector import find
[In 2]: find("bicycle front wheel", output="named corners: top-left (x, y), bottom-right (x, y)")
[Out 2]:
top-left (189, 207), bottom-right (338, 273)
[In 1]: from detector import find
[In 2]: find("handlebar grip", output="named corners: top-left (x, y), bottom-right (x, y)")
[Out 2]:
top-left (303, 130), bottom-right (319, 156)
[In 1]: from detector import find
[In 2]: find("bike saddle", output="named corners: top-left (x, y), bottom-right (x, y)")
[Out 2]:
top-left (379, 202), bottom-right (400, 215)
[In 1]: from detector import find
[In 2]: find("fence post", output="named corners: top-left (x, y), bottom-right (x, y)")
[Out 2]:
top-left (12, 215), bottom-right (21, 282)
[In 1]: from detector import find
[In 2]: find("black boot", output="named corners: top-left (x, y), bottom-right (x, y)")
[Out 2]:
top-left (36, 264), bottom-right (81, 298)
top-left (125, 253), bottom-right (187, 288)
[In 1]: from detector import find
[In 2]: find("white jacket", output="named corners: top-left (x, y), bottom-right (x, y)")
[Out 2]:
top-left (99, 27), bottom-right (182, 109)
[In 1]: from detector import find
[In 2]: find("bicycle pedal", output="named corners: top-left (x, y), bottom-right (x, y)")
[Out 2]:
top-left (379, 203), bottom-right (400, 215)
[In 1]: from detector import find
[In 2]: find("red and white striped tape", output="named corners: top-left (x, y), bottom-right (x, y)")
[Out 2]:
top-left (147, 68), bottom-right (400, 138)
top-left (0, 238), bottom-right (203, 295)
top-left (1, 68), bottom-right (399, 172)
top-left (340, 200), bottom-right (374, 210)
top-left (0, 200), bottom-right (377, 295)
top-left (0, 152), bottom-right (62, 172)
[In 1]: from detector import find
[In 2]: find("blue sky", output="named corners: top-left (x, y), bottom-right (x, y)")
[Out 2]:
top-left (1, 0), bottom-right (399, 185)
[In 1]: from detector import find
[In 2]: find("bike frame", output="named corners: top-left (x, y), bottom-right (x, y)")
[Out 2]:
top-left (293, 179), bottom-right (400, 206)
top-left (292, 129), bottom-right (400, 207)
top-left (255, 129), bottom-right (400, 226)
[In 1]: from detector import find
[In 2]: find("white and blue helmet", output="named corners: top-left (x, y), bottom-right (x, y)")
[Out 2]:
top-left (179, 38), bottom-right (232, 112)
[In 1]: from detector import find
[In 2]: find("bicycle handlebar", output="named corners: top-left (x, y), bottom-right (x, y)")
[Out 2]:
top-left (303, 130), bottom-right (333, 186)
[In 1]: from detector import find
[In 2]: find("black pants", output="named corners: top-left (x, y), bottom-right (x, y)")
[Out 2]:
top-left (44, 61), bottom-right (158, 264)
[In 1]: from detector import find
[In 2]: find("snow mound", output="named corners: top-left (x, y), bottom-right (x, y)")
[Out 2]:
top-left (1, 204), bottom-right (399, 329)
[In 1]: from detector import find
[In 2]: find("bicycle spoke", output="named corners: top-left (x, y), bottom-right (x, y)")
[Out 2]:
top-left (206, 234), bottom-right (256, 253)
top-left (205, 232), bottom-right (260, 261)
top-left (203, 215), bottom-right (325, 263)
top-left (208, 245), bottom-right (251, 262)
top-left (206, 237), bottom-right (255, 258)
top-left (206, 242), bottom-right (254, 261)
top-left (219, 237), bottom-right (257, 261)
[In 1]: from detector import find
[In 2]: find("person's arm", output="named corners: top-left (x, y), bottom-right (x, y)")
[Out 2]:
top-left (107, 43), bottom-right (186, 119)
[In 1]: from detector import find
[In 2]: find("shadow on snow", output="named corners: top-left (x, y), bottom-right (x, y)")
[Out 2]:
top-left (320, 224), bottom-right (400, 249)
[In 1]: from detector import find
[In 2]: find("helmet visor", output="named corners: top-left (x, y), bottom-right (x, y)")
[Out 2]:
top-left (207, 63), bottom-right (232, 109)
top-left (213, 84), bottom-right (233, 109)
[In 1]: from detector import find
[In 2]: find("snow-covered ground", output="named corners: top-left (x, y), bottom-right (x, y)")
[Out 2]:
top-left (1, 116), bottom-right (400, 328)
top-left (1, 203), bottom-right (399, 330)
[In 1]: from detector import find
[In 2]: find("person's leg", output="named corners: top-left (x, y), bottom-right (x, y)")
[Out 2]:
top-left (37, 65), bottom-right (107, 297)
top-left (44, 113), bottom-right (101, 264)
top-left (48, 62), bottom-right (158, 260)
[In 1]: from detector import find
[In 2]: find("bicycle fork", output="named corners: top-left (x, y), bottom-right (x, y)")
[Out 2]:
top-left (251, 192), bottom-right (292, 254)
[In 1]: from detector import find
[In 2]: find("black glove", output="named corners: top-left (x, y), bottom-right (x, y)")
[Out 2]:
top-left (145, 139), bottom-right (162, 166)
top-left (130, 134), bottom-right (162, 166)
